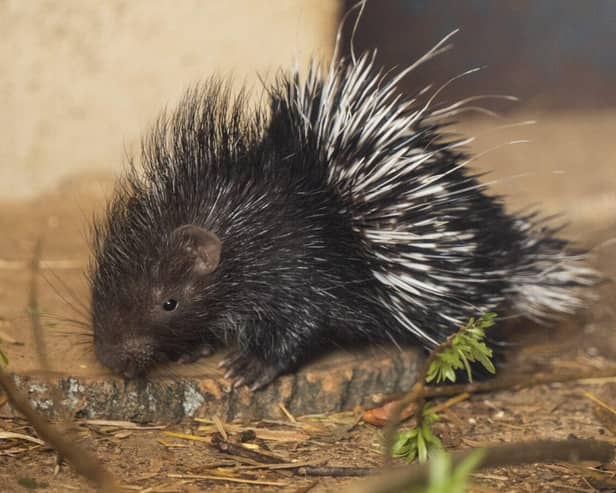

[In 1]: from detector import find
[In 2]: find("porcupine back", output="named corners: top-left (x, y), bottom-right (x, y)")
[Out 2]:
top-left (268, 47), bottom-right (597, 348)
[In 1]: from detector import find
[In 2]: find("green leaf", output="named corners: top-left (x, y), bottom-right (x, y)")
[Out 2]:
top-left (422, 404), bottom-right (440, 424)
top-left (475, 351), bottom-right (496, 375)
top-left (426, 451), bottom-right (450, 492)
top-left (450, 448), bottom-right (486, 485)
top-left (416, 428), bottom-right (428, 463)
top-left (391, 406), bottom-right (443, 464)
top-left (414, 449), bottom-right (486, 493)
top-left (422, 421), bottom-right (442, 449)
top-left (425, 312), bottom-right (497, 385)
top-left (392, 428), bottom-right (418, 461)
top-left (459, 351), bottom-right (473, 382)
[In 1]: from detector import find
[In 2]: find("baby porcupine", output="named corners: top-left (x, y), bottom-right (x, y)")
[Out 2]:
top-left (90, 38), bottom-right (597, 390)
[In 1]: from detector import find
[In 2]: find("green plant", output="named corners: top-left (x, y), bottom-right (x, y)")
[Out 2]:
top-left (411, 448), bottom-right (486, 493)
top-left (426, 312), bottom-right (496, 384)
top-left (390, 313), bottom-right (496, 464)
top-left (393, 405), bottom-right (441, 463)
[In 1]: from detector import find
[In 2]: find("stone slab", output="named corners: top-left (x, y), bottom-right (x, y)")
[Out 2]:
top-left (5, 348), bottom-right (422, 422)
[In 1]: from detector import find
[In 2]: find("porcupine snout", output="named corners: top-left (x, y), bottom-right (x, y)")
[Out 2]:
top-left (94, 335), bottom-right (157, 379)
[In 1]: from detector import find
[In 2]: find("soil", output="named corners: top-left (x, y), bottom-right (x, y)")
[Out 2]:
top-left (0, 112), bottom-right (615, 492)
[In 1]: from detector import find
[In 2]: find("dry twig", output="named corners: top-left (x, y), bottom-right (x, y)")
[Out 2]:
top-left (295, 465), bottom-right (374, 477)
top-left (166, 473), bottom-right (288, 487)
top-left (345, 438), bottom-right (614, 493)
top-left (581, 390), bottom-right (616, 416)
top-left (381, 329), bottom-right (459, 462)
top-left (210, 431), bottom-right (287, 464)
top-left (419, 366), bottom-right (616, 400)
top-left (0, 367), bottom-right (119, 492)
top-left (0, 239), bottom-right (120, 492)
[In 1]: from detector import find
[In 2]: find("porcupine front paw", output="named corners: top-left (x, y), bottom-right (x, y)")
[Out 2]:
top-left (219, 351), bottom-right (282, 391)
top-left (176, 344), bottom-right (215, 364)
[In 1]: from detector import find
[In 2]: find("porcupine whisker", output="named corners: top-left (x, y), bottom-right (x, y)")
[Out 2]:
top-left (44, 263), bottom-right (90, 312)
top-left (71, 340), bottom-right (96, 348)
top-left (50, 330), bottom-right (93, 338)
top-left (40, 286), bottom-right (88, 323)
top-left (40, 270), bottom-right (90, 321)
top-left (38, 310), bottom-right (91, 329)
top-left (38, 308), bottom-right (89, 323)
top-left (42, 315), bottom-right (92, 331)
top-left (0, 314), bottom-right (91, 342)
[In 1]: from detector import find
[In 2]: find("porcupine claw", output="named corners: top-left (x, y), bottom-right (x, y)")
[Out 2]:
top-left (220, 351), bottom-right (281, 391)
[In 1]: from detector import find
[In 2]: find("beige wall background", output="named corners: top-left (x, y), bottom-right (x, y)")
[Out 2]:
top-left (2, 0), bottom-right (340, 198)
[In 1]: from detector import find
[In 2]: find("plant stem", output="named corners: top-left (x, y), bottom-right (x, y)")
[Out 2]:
top-left (382, 331), bottom-right (457, 463)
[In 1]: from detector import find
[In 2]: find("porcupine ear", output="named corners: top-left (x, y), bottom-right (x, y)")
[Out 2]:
top-left (172, 225), bottom-right (222, 275)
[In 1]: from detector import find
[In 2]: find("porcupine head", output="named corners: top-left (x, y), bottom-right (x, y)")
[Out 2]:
top-left (91, 215), bottom-right (224, 379)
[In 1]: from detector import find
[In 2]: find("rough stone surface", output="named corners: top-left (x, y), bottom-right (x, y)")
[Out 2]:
top-left (7, 348), bottom-right (422, 422)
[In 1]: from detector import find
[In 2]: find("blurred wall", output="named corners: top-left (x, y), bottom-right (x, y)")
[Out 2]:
top-left (342, 0), bottom-right (616, 111)
top-left (337, 1), bottom-right (616, 236)
top-left (2, 0), bottom-right (340, 198)
top-left (6, 1), bottom-right (614, 200)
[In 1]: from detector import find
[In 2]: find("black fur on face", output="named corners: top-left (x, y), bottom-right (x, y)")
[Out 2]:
top-left (89, 83), bottom-right (256, 377)
top-left (91, 221), bottom-right (224, 377)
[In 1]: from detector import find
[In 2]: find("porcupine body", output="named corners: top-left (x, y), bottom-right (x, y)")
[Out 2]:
top-left (91, 45), bottom-right (596, 390)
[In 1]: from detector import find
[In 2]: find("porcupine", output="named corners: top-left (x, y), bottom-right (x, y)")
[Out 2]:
top-left (90, 35), bottom-right (597, 390)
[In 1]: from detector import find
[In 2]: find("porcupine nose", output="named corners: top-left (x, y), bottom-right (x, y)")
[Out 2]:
top-left (96, 335), bottom-right (156, 379)
top-left (119, 336), bottom-right (157, 378)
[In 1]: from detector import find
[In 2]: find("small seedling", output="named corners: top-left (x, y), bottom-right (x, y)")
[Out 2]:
top-left (390, 313), bottom-right (496, 463)
top-left (410, 448), bottom-right (486, 493)
top-left (426, 312), bottom-right (496, 384)
top-left (393, 405), bottom-right (441, 463)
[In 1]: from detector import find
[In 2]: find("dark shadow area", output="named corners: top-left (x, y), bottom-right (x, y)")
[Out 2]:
top-left (341, 0), bottom-right (616, 111)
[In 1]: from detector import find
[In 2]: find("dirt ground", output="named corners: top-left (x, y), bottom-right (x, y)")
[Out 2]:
top-left (0, 112), bottom-right (615, 491)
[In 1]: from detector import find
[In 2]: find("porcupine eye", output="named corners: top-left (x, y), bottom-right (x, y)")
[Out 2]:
top-left (162, 299), bottom-right (178, 311)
